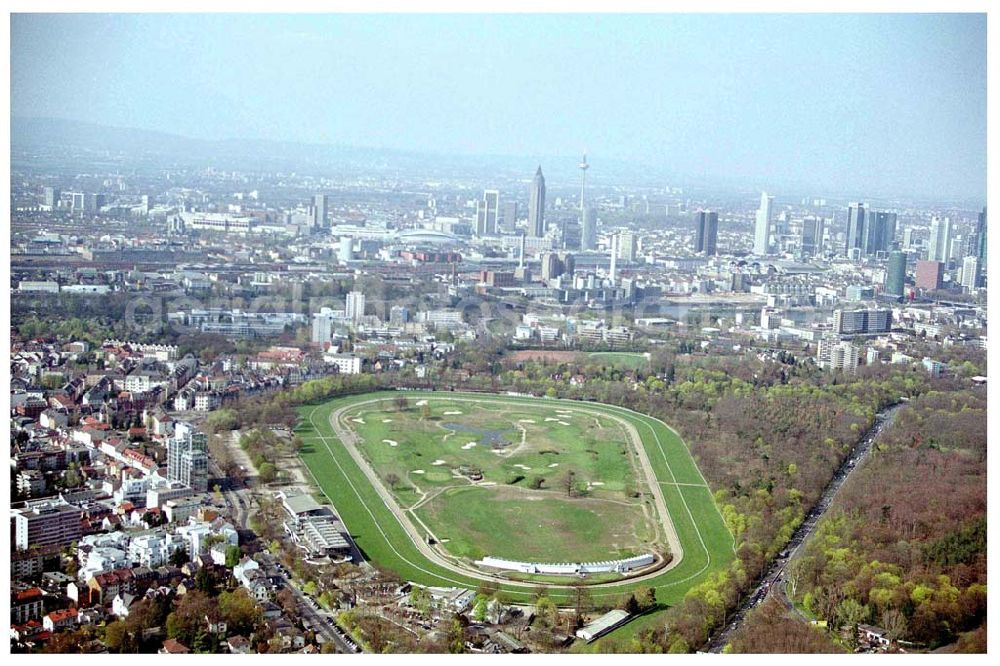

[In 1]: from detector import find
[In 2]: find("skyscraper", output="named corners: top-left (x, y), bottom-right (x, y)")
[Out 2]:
top-left (540, 252), bottom-right (561, 281)
top-left (973, 207), bottom-right (987, 287)
top-left (346, 290), bottom-right (366, 324)
top-left (581, 207), bottom-right (598, 251)
top-left (617, 232), bottom-right (638, 261)
top-left (961, 256), bottom-right (979, 292)
top-left (561, 219), bottom-right (582, 250)
top-left (862, 210), bottom-right (897, 255)
top-left (876, 211), bottom-right (898, 252)
top-left (43, 187), bottom-right (59, 208)
top-left (338, 235), bottom-right (353, 263)
top-left (475, 190), bottom-right (500, 236)
top-left (949, 235), bottom-right (965, 262)
top-left (800, 217), bottom-right (824, 258)
top-left (501, 200), bottom-right (518, 233)
top-left (70, 192), bottom-right (97, 213)
top-left (754, 192), bottom-right (773, 255)
top-left (694, 211), bottom-right (719, 255)
top-left (885, 250), bottom-right (907, 298)
top-left (311, 307), bottom-right (335, 346)
top-left (528, 166), bottom-right (546, 237)
top-left (168, 422), bottom-right (208, 492)
top-left (608, 233), bottom-right (618, 284)
top-left (862, 210), bottom-right (879, 255)
top-left (845, 203), bottom-right (867, 256)
top-left (313, 194), bottom-right (329, 229)
top-left (927, 216), bottom-right (952, 263)
top-left (903, 227), bottom-right (915, 249)
top-left (976, 207), bottom-right (987, 264)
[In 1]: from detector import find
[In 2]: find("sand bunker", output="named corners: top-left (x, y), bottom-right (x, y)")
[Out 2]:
top-left (431, 459), bottom-right (447, 466)
top-left (382, 439), bottom-right (399, 447)
top-left (513, 464), bottom-right (532, 470)
top-left (443, 410), bottom-right (462, 415)
top-left (590, 481), bottom-right (605, 486)
top-left (518, 419), bottom-right (535, 423)
top-left (415, 400), bottom-right (428, 406)
top-left (411, 470), bottom-right (425, 474)
top-left (548, 463), bottom-right (559, 467)
top-left (351, 418), bottom-right (365, 424)
top-left (461, 442), bottom-right (477, 450)
top-left (382, 419), bottom-right (393, 423)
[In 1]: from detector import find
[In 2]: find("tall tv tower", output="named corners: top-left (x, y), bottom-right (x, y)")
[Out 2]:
top-left (578, 152), bottom-right (589, 213)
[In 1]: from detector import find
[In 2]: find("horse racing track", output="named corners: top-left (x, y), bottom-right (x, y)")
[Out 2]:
top-left (296, 391), bottom-right (734, 609)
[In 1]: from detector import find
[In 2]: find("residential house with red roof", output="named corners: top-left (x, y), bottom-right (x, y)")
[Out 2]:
top-left (42, 607), bottom-right (78, 632)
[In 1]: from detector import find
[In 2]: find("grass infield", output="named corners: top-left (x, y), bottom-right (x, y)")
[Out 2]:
top-left (343, 396), bottom-right (654, 563)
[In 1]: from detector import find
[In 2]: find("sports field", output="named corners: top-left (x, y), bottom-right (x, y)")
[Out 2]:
top-left (507, 350), bottom-right (651, 370)
top-left (296, 391), bottom-right (734, 611)
top-left (342, 397), bottom-right (656, 563)
top-left (586, 351), bottom-right (650, 370)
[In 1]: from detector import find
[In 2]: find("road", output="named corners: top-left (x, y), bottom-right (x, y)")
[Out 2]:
top-left (258, 551), bottom-right (361, 653)
top-left (707, 402), bottom-right (905, 653)
top-left (202, 425), bottom-right (362, 652)
top-left (208, 439), bottom-right (360, 652)
top-left (207, 457), bottom-right (250, 530)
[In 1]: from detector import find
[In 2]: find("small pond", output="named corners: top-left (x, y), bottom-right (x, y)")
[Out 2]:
top-left (442, 422), bottom-right (512, 448)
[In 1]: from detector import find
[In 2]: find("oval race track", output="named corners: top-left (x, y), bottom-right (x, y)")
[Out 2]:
top-left (296, 391), bottom-right (735, 606)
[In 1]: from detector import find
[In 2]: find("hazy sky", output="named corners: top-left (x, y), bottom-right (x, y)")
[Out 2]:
top-left (11, 13), bottom-right (987, 199)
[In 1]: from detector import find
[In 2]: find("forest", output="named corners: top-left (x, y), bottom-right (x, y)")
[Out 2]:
top-left (751, 388), bottom-right (988, 652)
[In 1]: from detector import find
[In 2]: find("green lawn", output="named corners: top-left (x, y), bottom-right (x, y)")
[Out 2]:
top-left (586, 351), bottom-right (650, 370)
top-left (416, 485), bottom-right (651, 562)
top-left (296, 391), bottom-right (734, 622)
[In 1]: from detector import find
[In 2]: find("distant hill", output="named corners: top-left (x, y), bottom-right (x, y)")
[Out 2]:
top-left (13, 116), bottom-right (206, 155)
top-left (11, 115), bottom-right (668, 186)
top-left (11, 115), bottom-right (424, 169)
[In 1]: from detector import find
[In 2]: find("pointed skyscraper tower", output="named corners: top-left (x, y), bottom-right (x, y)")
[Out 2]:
top-left (528, 166), bottom-right (547, 238)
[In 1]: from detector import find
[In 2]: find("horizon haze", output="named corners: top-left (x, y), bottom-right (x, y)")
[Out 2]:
top-left (10, 12), bottom-right (988, 201)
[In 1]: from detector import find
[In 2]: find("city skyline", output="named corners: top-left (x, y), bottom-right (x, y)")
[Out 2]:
top-left (10, 12), bottom-right (987, 200)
